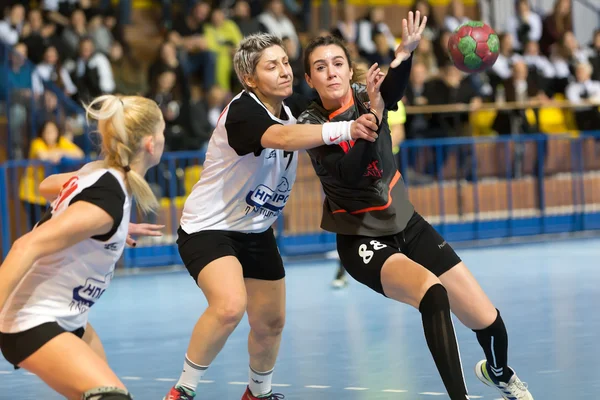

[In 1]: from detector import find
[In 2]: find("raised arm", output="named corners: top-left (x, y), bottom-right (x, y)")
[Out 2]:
top-left (381, 11), bottom-right (428, 109)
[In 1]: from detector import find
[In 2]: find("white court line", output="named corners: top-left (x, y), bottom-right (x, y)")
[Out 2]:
top-left (382, 389), bottom-right (408, 393)
top-left (228, 382), bottom-right (249, 385)
top-left (23, 372), bottom-right (35, 376)
top-left (271, 383), bottom-right (291, 387)
top-left (419, 392), bottom-right (446, 396)
top-left (199, 380), bottom-right (215, 384)
top-left (537, 370), bottom-right (561, 374)
top-left (121, 377), bottom-right (142, 380)
top-left (344, 387), bottom-right (369, 390)
top-left (0, 371), bottom-right (12, 374)
top-left (154, 378), bottom-right (177, 382)
top-left (305, 385), bottom-right (331, 389)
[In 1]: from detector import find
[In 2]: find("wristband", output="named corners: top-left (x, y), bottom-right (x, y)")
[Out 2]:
top-left (322, 121), bottom-right (353, 145)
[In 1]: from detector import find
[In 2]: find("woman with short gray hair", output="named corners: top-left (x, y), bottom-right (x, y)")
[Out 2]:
top-left (163, 33), bottom-right (380, 400)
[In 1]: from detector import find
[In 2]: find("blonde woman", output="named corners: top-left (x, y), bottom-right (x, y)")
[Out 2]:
top-left (0, 94), bottom-right (165, 400)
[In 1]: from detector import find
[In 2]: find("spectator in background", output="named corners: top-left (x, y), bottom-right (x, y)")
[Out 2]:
top-left (42, 0), bottom-right (80, 28)
top-left (413, 36), bottom-right (438, 76)
top-left (0, 42), bottom-right (34, 160)
top-left (19, 120), bottom-right (84, 229)
top-left (61, 8), bottom-right (87, 60)
top-left (187, 83), bottom-right (213, 151)
top-left (522, 40), bottom-right (555, 96)
top-left (332, 3), bottom-right (358, 45)
top-left (148, 70), bottom-right (188, 152)
top-left (489, 33), bottom-right (519, 89)
top-left (550, 31), bottom-right (589, 94)
top-left (566, 62), bottom-right (600, 132)
top-left (492, 60), bottom-right (545, 136)
top-left (412, 0), bottom-right (439, 42)
top-left (232, 0), bottom-right (261, 37)
top-left (258, 0), bottom-right (300, 58)
top-left (205, 85), bottom-right (227, 129)
top-left (88, 12), bottom-right (115, 56)
top-left (110, 41), bottom-right (148, 95)
top-left (589, 29), bottom-right (600, 81)
top-left (506, 0), bottom-right (543, 52)
top-left (32, 45), bottom-right (78, 98)
top-left (540, 0), bottom-right (572, 57)
top-left (356, 6), bottom-right (396, 61)
top-left (367, 31), bottom-right (396, 66)
top-left (282, 36), bottom-right (311, 97)
top-left (444, 0), bottom-right (470, 33)
top-left (205, 8), bottom-right (243, 91)
top-left (72, 37), bottom-right (115, 102)
top-left (169, 1), bottom-right (216, 91)
top-left (148, 41), bottom-right (189, 101)
top-left (433, 30), bottom-right (452, 66)
top-left (0, 4), bottom-right (25, 45)
top-left (20, 8), bottom-right (60, 64)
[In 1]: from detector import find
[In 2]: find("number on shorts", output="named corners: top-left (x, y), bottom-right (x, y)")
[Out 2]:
top-left (358, 240), bottom-right (387, 264)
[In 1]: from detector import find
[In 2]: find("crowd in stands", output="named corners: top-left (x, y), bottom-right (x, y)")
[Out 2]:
top-left (1, 0), bottom-right (600, 165)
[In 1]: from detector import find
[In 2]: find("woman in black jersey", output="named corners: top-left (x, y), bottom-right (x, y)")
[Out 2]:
top-left (297, 12), bottom-right (534, 400)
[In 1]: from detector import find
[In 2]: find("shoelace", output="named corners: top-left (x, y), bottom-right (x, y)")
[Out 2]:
top-left (507, 379), bottom-right (529, 398)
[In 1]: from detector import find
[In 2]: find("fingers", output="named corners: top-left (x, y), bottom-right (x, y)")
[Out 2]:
top-left (402, 17), bottom-right (409, 39)
top-left (414, 10), bottom-right (420, 32)
top-left (408, 11), bottom-right (414, 33)
top-left (357, 114), bottom-right (378, 132)
top-left (418, 15), bottom-right (428, 35)
top-left (126, 235), bottom-right (137, 247)
top-left (355, 124), bottom-right (378, 142)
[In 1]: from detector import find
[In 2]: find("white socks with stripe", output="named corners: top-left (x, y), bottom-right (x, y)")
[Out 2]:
top-left (176, 354), bottom-right (208, 392)
top-left (249, 365), bottom-right (274, 397)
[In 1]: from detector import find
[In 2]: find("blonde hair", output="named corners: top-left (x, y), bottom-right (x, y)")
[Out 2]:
top-left (84, 95), bottom-right (162, 214)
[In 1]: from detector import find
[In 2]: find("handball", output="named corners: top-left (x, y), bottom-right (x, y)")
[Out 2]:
top-left (448, 21), bottom-right (499, 73)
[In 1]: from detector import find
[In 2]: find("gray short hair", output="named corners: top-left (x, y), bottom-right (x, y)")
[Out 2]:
top-left (233, 33), bottom-right (285, 92)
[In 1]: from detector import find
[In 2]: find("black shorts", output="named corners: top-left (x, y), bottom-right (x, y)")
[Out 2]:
top-left (0, 322), bottom-right (85, 368)
top-left (177, 227), bottom-right (285, 283)
top-left (336, 211), bottom-right (462, 296)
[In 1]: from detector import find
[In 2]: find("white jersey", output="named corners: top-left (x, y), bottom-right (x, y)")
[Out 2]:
top-left (0, 168), bottom-right (131, 333)
top-left (181, 91), bottom-right (305, 234)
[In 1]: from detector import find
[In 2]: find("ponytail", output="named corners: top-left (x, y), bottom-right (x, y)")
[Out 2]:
top-left (84, 95), bottom-right (161, 214)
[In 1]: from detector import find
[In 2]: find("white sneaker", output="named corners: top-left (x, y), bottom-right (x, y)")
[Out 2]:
top-left (475, 360), bottom-right (533, 400)
top-left (331, 277), bottom-right (348, 289)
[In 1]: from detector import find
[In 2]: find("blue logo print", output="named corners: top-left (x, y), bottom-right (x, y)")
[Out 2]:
top-left (69, 273), bottom-right (112, 313)
top-left (245, 177), bottom-right (292, 217)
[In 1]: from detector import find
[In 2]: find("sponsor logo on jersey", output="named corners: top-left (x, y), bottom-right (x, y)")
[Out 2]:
top-left (69, 272), bottom-right (112, 313)
top-left (244, 177), bottom-right (292, 217)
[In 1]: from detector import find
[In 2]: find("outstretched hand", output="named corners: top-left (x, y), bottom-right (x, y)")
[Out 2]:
top-left (390, 11), bottom-right (428, 69)
top-left (127, 223), bottom-right (164, 247)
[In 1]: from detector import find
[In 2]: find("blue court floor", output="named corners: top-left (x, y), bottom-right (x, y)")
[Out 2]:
top-left (2, 238), bottom-right (600, 399)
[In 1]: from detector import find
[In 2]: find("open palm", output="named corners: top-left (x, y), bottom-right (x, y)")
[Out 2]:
top-left (391, 11), bottom-right (428, 68)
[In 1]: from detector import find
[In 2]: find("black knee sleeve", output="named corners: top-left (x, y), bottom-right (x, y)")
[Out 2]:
top-left (419, 283), bottom-right (450, 315)
top-left (82, 387), bottom-right (133, 400)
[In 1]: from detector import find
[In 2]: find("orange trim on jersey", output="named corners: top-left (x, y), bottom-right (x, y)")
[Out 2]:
top-left (331, 170), bottom-right (400, 215)
top-left (328, 95), bottom-right (355, 121)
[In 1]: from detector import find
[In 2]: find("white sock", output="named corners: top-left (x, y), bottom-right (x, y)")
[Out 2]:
top-left (249, 365), bottom-right (274, 397)
top-left (176, 354), bottom-right (208, 392)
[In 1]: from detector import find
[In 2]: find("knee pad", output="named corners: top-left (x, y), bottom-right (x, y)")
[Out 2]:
top-left (82, 387), bottom-right (133, 400)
